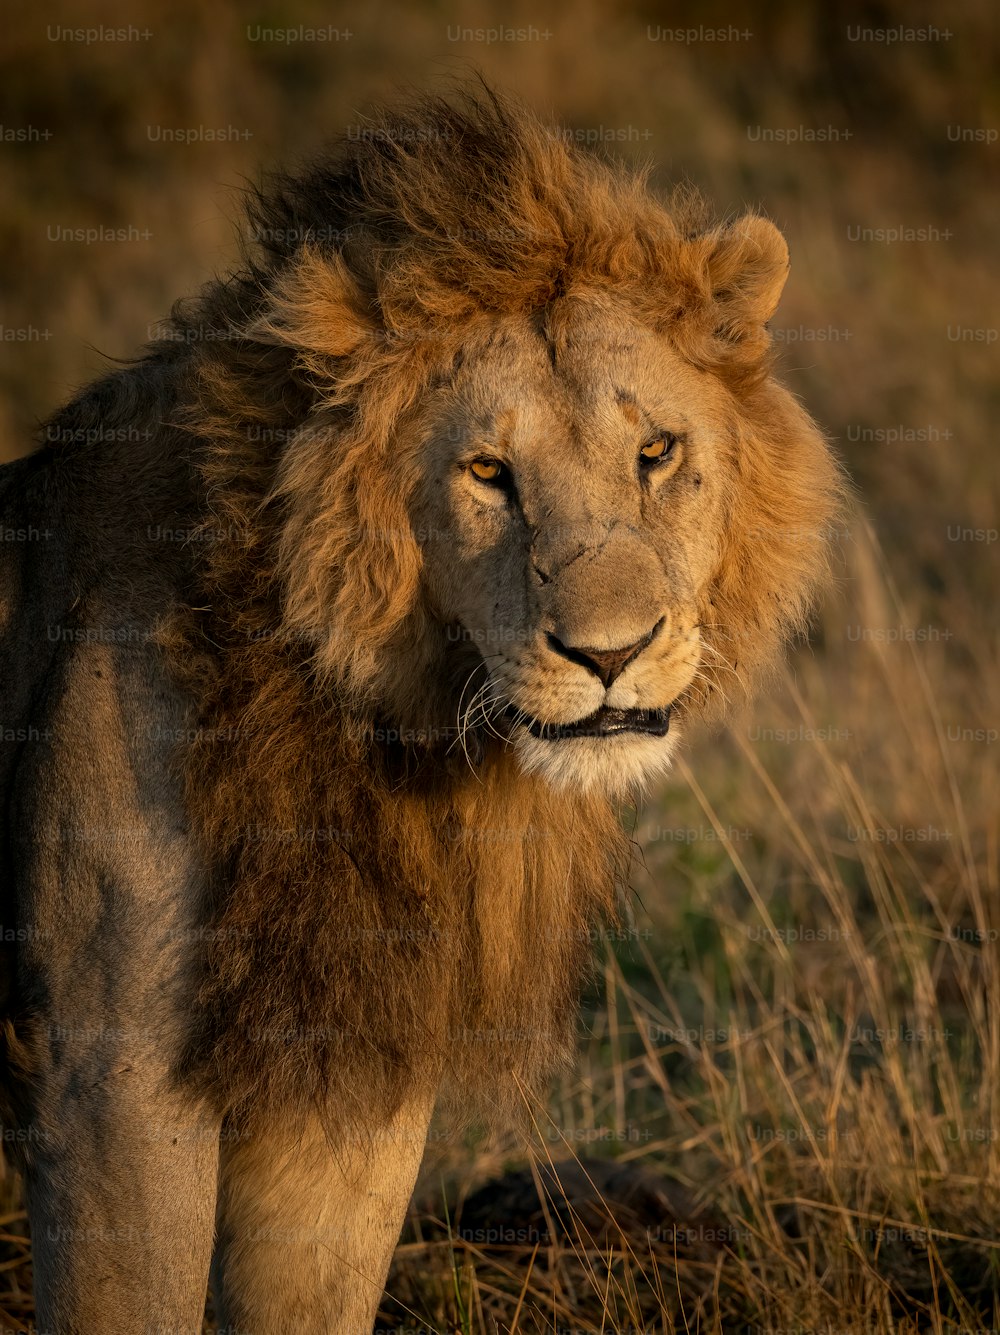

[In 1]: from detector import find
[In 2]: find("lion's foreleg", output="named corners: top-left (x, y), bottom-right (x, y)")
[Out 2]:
top-left (23, 1066), bottom-right (220, 1334)
top-left (211, 1092), bottom-right (435, 1335)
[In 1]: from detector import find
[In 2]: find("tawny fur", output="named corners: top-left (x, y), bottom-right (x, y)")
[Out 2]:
top-left (0, 85), bottom-right (850, 1335)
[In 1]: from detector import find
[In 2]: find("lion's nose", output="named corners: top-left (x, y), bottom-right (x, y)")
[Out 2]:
top-left (546, 619), bottom-right (664, 690)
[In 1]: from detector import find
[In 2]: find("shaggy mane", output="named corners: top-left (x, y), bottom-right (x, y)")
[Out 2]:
top-left (150, 86), bottom-right (842, 1128)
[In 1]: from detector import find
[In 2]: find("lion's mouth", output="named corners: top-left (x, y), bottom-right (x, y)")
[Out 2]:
top-left (507, 705), bottom-right (671, 741)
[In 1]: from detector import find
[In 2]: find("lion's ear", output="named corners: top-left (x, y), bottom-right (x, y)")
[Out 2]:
top-left (251, 248), bottom-right (375, 360)
top-left (703, 215), bottom-right (789, 336)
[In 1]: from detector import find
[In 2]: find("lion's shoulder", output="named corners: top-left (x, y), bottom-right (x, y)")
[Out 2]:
top-left (0, 357), bottom-right (208, 875)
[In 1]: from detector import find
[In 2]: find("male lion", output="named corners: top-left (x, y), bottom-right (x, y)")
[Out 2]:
top-left (0, 89), bottom-right (841, 1333)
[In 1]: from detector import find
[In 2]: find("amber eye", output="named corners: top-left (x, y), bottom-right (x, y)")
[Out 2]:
top-left (640, 434), bottom-right (677, 464)
top-left (470, 458), bottom-right (505, 484)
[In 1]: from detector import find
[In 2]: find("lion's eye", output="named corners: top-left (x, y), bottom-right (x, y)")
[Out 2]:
top-left (639, 434), bottom-right (677, 465)
top-left (470, 458), bottom-right (506, 484)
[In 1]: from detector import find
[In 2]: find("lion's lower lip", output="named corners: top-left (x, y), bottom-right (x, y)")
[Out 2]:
top-left (512, 705), bottom-right (671, 741)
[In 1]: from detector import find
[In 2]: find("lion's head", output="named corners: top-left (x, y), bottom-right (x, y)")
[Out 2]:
top-left (188, 88), bottom-right (843, 799)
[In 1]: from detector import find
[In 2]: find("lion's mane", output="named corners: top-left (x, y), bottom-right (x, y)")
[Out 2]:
top-left (151, 87), bottom-right (842, 1128)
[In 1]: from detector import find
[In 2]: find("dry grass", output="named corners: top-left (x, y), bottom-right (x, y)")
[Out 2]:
top-left (1, 0), bottom-right (998, 1330)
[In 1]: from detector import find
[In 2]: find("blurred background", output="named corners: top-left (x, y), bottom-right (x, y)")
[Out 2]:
top-left (1, 1), bottom-right (998, 1331)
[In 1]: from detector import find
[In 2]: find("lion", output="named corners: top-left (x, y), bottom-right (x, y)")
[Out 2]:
top-left (0, 87), bottom-right (842, 1333)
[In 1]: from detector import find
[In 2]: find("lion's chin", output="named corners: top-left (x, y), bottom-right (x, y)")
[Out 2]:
top-left (511, 725), bottom-right (681, 798)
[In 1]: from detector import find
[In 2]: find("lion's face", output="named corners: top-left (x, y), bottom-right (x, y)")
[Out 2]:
top-left (268, 204), bottom-right (839, 801)
top-left (413, 297), bottom-right (735, 795)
